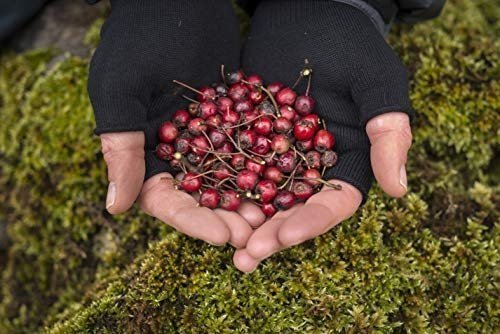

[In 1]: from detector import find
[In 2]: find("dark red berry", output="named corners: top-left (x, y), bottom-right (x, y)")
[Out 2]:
top-left (158, 121), bottom-right (179, 143)
top-left (234, 99), bottom-right (254, 113)
top-left (305, 151), bottom-right (321, 169)
top-left (188, 102), bottom-right (199, 116)
top-left (271, 134), bottom-right (290, 154)
top-left (213, 162), bottom-right (232, 180)
top-left (188, 118), bottom-right (207, 136)
top-left (294, 95), bottom-right (315, 115)
top-left (256, 100), bottom-right (274, 115)
top-left (221, 109), bottom-right (240, 124)
top-left (156, 143), bottom-right (175, 160)
top-left (321, 150), bottom-right (338, 167)
top-left (199, 101), bottom-right (218, 119)
top-left (249, 90), bottom-right (264, 104)
top-left (191, 136), bottom-right (209, 156)
top-left (267, 82), bottom-right (283, 96)
top-left (301, 114), bottom-right (320, 129)
top-left (303, 168), bottom-right (321, 186)
top-left (241, 109), bottom-right (260, 123)
top-left (261, 203), bottom-right (277, 217)
top-left (206, 114), bottom-right (222, 128)
top-left (180, 172), bottom-right (202, 192)
top-left (255, 180), bottom-right (278, 203)
top-left (276, 151), bottom-right (297, 173)
top-left (292, 181), bottom-right (313, 201)
top-left (209, 129), bottom-right (226, 148)
top-left (172, 109), bottom-right (190, 128)
top-left (254, 116), bottom-right (273, 135)
top-left (296, 139), bottom-right (314, 151)
top-left (276, 87), bottom-right (297, 106)
top-left (197, 86), bottom-right (216, 102)
top-left (273, 117), bottom-right (293, 133)
top-left (174, 136), bottom-right (191, 154)
top-left (247, 74), bottom-right (263, 87)
top-left (264, 166), bottom-right (283, 184)
top-left (293, 120), bottom-right (316, 141)
top-left (226, 70), bottom-right (245, 85)
top-left (314, 130), bottom-right (335, 152)
top-left (217, 96), bottom-right (233, 111)
top-left (228, 83), bottom-right (250, 101)
top-left (236, 170), bottom-right (260, 191)
top-left (187, 152), bottom-right (202, 165)
top-left (279, 105), bottom-right (297, 121)
top-left (199, 189), bottom-right (220, 209)
top-left (217, 142), bottom-right (234, 154)
top-left (245, 159), bottom-right (266, 175)
top-left (274, 190), bottom-right (296, 210)
top-left (238, 129), bottom-right (257, 149)
top-left (231, 154), bottom-right (246, 170)
top-left (252, 135), bottom-right (271, 155)
top-left (220, 190), bottom-right (241, 211)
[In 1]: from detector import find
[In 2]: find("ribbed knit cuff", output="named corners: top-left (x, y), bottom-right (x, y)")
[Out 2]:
top-left (323, 150), bottom-right (373, 203)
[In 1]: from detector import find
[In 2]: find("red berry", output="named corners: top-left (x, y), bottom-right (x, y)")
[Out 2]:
top-left (197, 86), bottom-right (216, 102)
top-left (320, 150), bottom-right (338, 167)
top-left (293, 120), bottom-right (316, 141)
top-left (236, 170), bottom-right (260, 191)
top-left (245, 159), bottom-right (266, 175)
top-left (238, 129), bottom-right (257, 149)
top-left (256, 101), bottom-right (274, 115)
top-left (273, 117), bottom-right (293, 133)
top-left (303, 168), bottom-right (321, 186)
top-left (213, 84), bottom-right (228, 96)
top-left (276, 151), bottom-right (296, 173)
top-left (314, 130), bottom-right (335, 152)
top-left (276, 87), bottom-right (297, 106)
top-left (188, 102), bottom-right (199, 116)
top-left (252, 135), bottom-right (271, 155)
top-left (264, 166), bottom-right (283, 184)
top-left (301, 114), bottom-right (320, 129)
top-left (226, 70), bottom-right (245, 85)
top-left (234, 99), bottom-right (254, 113)
top-left (305, 151), bottom-right (321, 169)
top-left (228, 83), bottom-right (250, 101)
top-left (180, 172), bottom-right (202, 192)
top-left (254, 116), bottom-right (273, 135)
top-left (231, 154), bottom-right (246, 170)
top-left (199, 189), bottom-right (220, 209)
top-left (206, 114), bottom-right (222, 128)
top-left (267, 82), bottom-right (283, 96)
top-left (174, 136), bottom-right (191, 154)
top-left (221, 109), bottom-right (240, 124)
top-left (274, 190), bottom-right (296, 210)
top-left (296, 139), bottom-right (314, 151)
top-left (213, 162), bottom-right (232, 180)
top-left (172, 110), bottom-right (190, 128)
top-left (294, 95), bottom-right (315, 115)
top-left (217, 96), bottom-right (233, 111)
top-left (209, 129), bottom-right (226, 148)
top-left (199, 101), bottom-right (218, 119)
top-left (261, 203), bottom-right (277, 217)
top-left (155, 143), bottom-right (175, 160)
top-left (247, 74), bottom-right (263, 87)
top-left (188, 118), bottom-right (207, 136)
top-left (249, 90), bottom-right (264, 104)
top-left (292, 181), bottom-right (313, 200)
top-left (279, 105), bottom-right (297, 121)
top-left (255, 180), bottom-right (278, 203)
top-left (191, 136), bottom-right (209, 156)
top-left (271, 134), bottom-right (290, 154)
top-left (220, 190), bottom-right (241, 211)
top-left (158, 121), bottom-right (179, 143)
top-left (217, 142), bottom-right (234, 154)
top-left (241, 109), bottom-right (260, 123)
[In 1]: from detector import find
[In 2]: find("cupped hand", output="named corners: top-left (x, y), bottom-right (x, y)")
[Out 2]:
top-left (233, 112), bottom-right (412, 272)
top-left (100, 131), bottom-right (265, 248)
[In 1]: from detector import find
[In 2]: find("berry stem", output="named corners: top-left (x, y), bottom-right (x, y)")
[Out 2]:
top-left (242, 79), bottom-right (281, 117)
top-left (221, 127), bottom-right (263, 164)
top-left (220, 64), bottom-right (227, 86)
top-left (173, 80), bottom-right (215, 100)
top-left (182, 94), bottom-right (199, 104)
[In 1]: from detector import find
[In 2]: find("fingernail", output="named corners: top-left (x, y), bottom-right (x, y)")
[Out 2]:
top-left (106, 182), bottom-right (116, 209)
top-left (399, 165), bottom-right (407, 191)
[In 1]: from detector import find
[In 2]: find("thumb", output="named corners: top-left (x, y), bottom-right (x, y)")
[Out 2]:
top-left (366, 112), bottom-right (412, 198)
top-left (100, 131), bottom-right (145, 214)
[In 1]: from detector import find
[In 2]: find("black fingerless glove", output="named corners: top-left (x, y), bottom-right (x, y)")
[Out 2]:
top-left (243, 0), bottom-right (414, 199)
top-left (88, 0), bottom-right (240, 179)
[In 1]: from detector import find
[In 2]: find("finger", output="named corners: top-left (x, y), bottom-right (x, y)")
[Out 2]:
top-left (233, 249), bottom-right (260, 273)
top-left (214, 209), bottom-right (253, 248)
top-left (366, 112), bottom-right (412, 198)
top-left (245, 204), bottom-right (302, 259)
top-left (237, 200), bottom-right (266, 228)
top-left (278, 180), bottom-right (362, 247)
top-left (101, 132), bottom-right (145, 214)
top-left (138, 173), bottom-right (230, 246)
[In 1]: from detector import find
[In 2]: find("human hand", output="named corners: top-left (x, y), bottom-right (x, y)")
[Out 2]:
top-left (89, 0), bottom-right (263, 246)
top-left (233, 0), bottom-right (413, 271)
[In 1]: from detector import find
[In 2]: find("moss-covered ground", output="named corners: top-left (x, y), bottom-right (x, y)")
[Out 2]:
top-left (0, 0), bottom-right (498, 332)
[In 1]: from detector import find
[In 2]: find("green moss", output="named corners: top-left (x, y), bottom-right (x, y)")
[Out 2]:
top-left (0, 0), bottom-right (498, 332)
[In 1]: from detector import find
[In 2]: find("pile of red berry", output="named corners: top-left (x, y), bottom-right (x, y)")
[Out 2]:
top-left (155, 66), bottom-right (340, 217)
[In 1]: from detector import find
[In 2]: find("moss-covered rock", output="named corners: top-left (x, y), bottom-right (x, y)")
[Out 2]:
top-left (0, 0), bottom-right (498, 332)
